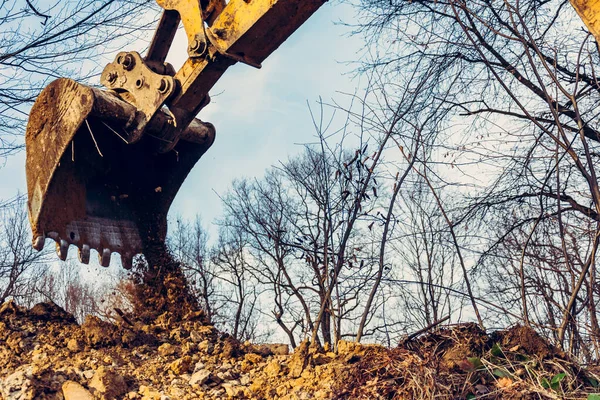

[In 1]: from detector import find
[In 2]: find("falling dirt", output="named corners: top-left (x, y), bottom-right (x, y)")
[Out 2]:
top-left (128, 243), bottom-right (203, 324)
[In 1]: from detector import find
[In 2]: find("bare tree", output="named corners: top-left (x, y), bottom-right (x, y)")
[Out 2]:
top-left (169, 217), bottom-right (270, 342)
top-left (33, 259), bottom-right (117, 323)
top-left (348, 0), bottom-right (600, 358)
top-left (0, 198), bottom-right (48, 304)
top-left (170, 217), bottom-right (218, 323)
top-left (212, 228), bottom-right (266, 342)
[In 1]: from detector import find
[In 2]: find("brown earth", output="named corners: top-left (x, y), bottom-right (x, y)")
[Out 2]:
top-left (1, 300), bottom-right (599, 400)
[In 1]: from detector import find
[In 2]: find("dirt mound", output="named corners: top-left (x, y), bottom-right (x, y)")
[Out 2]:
top-left (1, 301), bottom-right (599, 399)
top-left (334, 323), bottom-right (598, 399)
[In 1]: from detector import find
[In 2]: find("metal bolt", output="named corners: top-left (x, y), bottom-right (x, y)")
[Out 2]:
top-left (158, 78), bottom-right (170, 94)
top-left (135, 77), bottom-right (145, 89)
top-left (122, 53), bottom-right (135, 71)
top-left (189, 37), bottom-right (207, 55)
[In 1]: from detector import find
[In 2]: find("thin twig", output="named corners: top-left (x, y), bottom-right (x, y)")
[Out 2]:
top-left (146, 133), bottom-right (173, 143)
top-left (25, 0), bottom-right (50, 25)
top-left (113, 307), bottom-right (133, 326)
top-left (101, 121), bottom-right (129, 144)
top-left (85, 119), bottom-right (103, 157)
top-left (400, 315), bottom-right (451, 345)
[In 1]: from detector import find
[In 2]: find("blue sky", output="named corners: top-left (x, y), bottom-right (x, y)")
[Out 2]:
top-left (0, 1), bottom-right (362, 244)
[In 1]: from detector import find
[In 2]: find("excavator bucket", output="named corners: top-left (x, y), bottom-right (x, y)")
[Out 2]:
top-left (26, 78), bottom-right (215, 268)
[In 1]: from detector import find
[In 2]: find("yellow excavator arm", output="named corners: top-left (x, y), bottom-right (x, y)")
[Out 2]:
top-left (26, 0), bottom-right (327, 268)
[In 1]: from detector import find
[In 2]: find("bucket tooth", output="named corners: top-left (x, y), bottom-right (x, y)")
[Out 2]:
top-left (33, 235), bottom-right (45, 251)
top-left (79, 244), bottom-right (91, 264)
top-left (100, 249), bottom-right (111, 267)
top-left (57, 239), bottom-right (69, 261)
top-left (26, 78), bottom-right (215, 268)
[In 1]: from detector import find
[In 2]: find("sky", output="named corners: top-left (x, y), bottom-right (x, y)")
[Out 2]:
top-left (0, 1), bottom-right (363, 247)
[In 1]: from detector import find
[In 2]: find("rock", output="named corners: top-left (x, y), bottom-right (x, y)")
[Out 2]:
top-left (82, 370), bottom-right (95, 379)
top-left (67, 338), bottom-right (82, 352)
top-left (276, 383), bottom-right (289, 397)
top-left (222, 382), bottom-right (245, 397)
top-left (290, 377), bottom-right (306, 392)
top-left (264, 360), bottom-right (282, 377)
top-left (275, 383), bottom-right (289, 397)
top-left (89, 366), bottom-right (127, 399)
top-left (139, 385), bottom-right (162, 400)
top-left (248, 377), bottom-right (266, 395)
top-left (288, 340), bottom-right (310, 378)
top-left (210, 373), bottom-right (223, 385)
top-left (193, 361), bottom-right (205, 373)
top-left (103, 355), bottom-right (115, 365)
top-left (158, 343), bottom-right (176, 357)
top-left (337, 340), bottom-right (366, 362)
top-left (168, 356), bottom-right (192, 375)
top-left (0, 365), bottom-right (35, 400)
top-left (217, 368), bottom-right (236, 381)
top-left (244, 353), bottom-right (262, 364)
top-left (197, 340), bottom-right (214, 354)
top-left (240, 374), bottom-right (251, 385)
top-left (189, 369), bottom-right (211, 386)
top-left (154, 313), bottom-right (172, 329)
top-left (252, 343), bottom-right (290, 356)
top-left (314, 388), bottom-right (333, 399)
top-left (189, 330), bottom-right (202, 343)
top-left (62, 380), bottom-right (94, 400)
top-left (240, 352), bottom-right (263, 372)
top-left (208, 387), bottom-right (225, 397)
top-left (168, 386), bottom-right (186, 398)
top-left (30, 349), bottom-right (47, 364)
top-left (121, 330), bottom-right (137, 346)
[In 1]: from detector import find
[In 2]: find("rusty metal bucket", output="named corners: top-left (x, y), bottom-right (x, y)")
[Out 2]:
top-left (26, 78), bottom-right (215, 268)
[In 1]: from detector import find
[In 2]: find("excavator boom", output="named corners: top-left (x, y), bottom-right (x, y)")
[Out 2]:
top-left (26, 0), bottom-right (327, 267)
